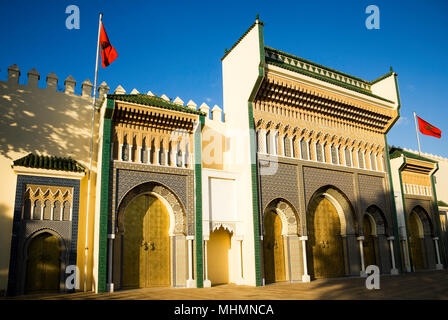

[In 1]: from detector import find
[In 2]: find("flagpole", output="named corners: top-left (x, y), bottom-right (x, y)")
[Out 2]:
top-left (84, 12), bottom-right (102, 292)
top-left (413, 111), bottom-right (422, 156)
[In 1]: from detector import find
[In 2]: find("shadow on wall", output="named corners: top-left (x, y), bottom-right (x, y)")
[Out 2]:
top-left (0, 82), bottom-right (95, 163)
top-left (0, 203), bottom-right (13, 296)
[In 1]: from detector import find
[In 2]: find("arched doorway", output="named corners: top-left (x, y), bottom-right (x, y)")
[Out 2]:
top-left (25, 232), bottom-right (61, 294)
top-left (263, 210), bottom-right (285, 284)
top-left (307, 195), bottom-right (345, 279)
top-left (363, 215), bottom-right (377, 267)
top-left (122, 194), bottom-right (170, 288)
top-left (409, 211), bottom-right (425, 270)
top-left (207, 226), bottom-right (232, 286)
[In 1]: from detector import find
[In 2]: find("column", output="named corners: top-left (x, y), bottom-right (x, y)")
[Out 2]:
top-left (128, 144), bottom-right (133, 162)
top-left (358, 236), bottom-right (366, 276)
top-left (186, 236), bottom-right (195, 288)
top-left (107, 233), bottom-right (115, 292)
top-left (147, 148), bottom-right (151, 164)
top-left (155, 149), bottom-right (160, 165)
top-left (119, 144), bottom-right (123, 161)
top-left (203, 237), bottom-right (211, 287)
top-left (401, 238), bottom-right (411, 272)
top-left (300, 236), bottom-right (310, 282)
top-left (138, 146), bottom-right (142, 163)
top-left (288, 137), bottom-right (292, 158)
top-left (388, 236), bottom-right (399, 275)
top-left (433, 237), bottom-right (444, 270)
top-left (235, 236), bottom-right (244, 285)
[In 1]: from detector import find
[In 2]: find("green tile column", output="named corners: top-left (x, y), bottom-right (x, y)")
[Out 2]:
top-left (194, 115), bottom-right (205, 288)
top-left (97, 98), bottom-right (114, 293)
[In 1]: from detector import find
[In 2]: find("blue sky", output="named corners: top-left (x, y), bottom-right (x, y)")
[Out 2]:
top-left (1, 0), bottom-right (447, 157)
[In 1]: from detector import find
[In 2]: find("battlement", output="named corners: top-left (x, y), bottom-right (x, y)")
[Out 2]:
top-left (403, 148), bottom-right (448, 163)
top-left (111, 85), bottom-right (225, 124)
top-left (4, 64), bottom-right (110, 98)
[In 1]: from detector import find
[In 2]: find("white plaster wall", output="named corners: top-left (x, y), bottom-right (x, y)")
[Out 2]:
top-left (221, 22), bottom-right (262, 286)
top-left (371, 74), bottom-right (399, 106)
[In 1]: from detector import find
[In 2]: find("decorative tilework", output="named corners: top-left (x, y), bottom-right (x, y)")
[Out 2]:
top-left (7, 175), bottom-right (80, 296)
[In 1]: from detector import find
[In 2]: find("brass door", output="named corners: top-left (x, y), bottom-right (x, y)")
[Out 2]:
top-left (25, 233), bottom-right (61, 294)
top-left (363, 216), bottom-right (376, 268)
top-left (263, 211), bottom-right (285, 284)
top-left (122, 194), bottom-right (170, 288)
top-left (308, 197), bottom-right (345, 279)
top-left (409, 212), bottom-right (425, 270)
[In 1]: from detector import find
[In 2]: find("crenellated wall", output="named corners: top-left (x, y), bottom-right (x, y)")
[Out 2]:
top-left (0, 64), bottom-right (110, 294)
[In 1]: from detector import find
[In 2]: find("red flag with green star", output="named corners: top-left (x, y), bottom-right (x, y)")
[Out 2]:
top-left (417, 116), bottom-right (442, 138)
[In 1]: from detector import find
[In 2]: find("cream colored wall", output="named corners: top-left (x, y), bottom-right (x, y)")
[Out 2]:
top-left (371, 73), bottom-right (399, 106)
top-left (221, 21), bottom-right (262, 286)
top-left (0, 68), bottom-right (106, 293)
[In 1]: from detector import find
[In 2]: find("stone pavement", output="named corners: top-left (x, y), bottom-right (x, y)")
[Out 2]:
top-left (6, 270), bottom-right (448, 300)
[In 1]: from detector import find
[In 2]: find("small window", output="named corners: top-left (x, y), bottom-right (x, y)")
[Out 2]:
top-left (358, 150), bottom-right (364, 169)
top-left (345, 148), bottom-right (352, 167)
top-left (33, 200), bottom-right (42, 220)
top-left (176, 143), bottom-right (183, 167)
top-left (331, 145), bottom-right (338, 164)
top-left (300, 139), bottom-right (308, 160)
top-left (53, 201), bottom-right (62, 221)
top-left (141, 139), bottom-right (147, 163)
top-left (63, 201), bottom-right (71, 221)
top-left (43, 200), bottom-right (51, 220)
top-left (283, 136), bottom-right (289, 157)
top-left (122, 142), bottom-right (129, 161)
top-left (316, 142), bottom-right (323, 162)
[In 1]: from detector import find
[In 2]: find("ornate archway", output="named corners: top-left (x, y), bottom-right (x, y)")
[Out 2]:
top-left (408, 206), bottom-right (433, 271)
top-left (113, 182), bottom-right (187, 289)
top-left (23, 229), bottom-right (66, 294)
top-left (262, 199), bottom-right (300, 283)
top-left (306, 186), bottom-right (356, 279)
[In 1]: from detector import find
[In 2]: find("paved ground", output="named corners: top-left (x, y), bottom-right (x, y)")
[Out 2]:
top-left (6, 270), bottom-right (448, 300)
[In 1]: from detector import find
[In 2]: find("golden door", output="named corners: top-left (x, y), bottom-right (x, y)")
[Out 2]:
top-left (263, 211), bottom-right (285, 283)
top-left (25, 233), bottom-right (61, 294)
top-left (308, 197), bottom-right (345, 279)
top-left (363, 217), bottom-right (376, 268)
top-left (122, 194), bottom-right (170, 288)
top-left (409, 212), bottom-right (425, 270)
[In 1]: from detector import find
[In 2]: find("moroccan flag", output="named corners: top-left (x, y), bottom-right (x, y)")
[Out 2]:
top-left (417, 116), bottom-right (442, 138)
top-left (99, 22), bottom-right (118, 67)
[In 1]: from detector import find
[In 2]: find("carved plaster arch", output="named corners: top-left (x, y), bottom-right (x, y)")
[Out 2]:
top-left (264, 198), bottom-right (301, 236)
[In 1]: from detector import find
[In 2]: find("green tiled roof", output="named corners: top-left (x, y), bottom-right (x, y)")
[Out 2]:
top-left (107, 94), bottom-right (205, 116)
top-left (389, 147), bottom-right (437, 163)
top-left (265, 46), bottom-right (395, 103)
top-left (13, 153), bottom-right (86, 172)
top-left (438, 200), bottom-right (448, 207)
